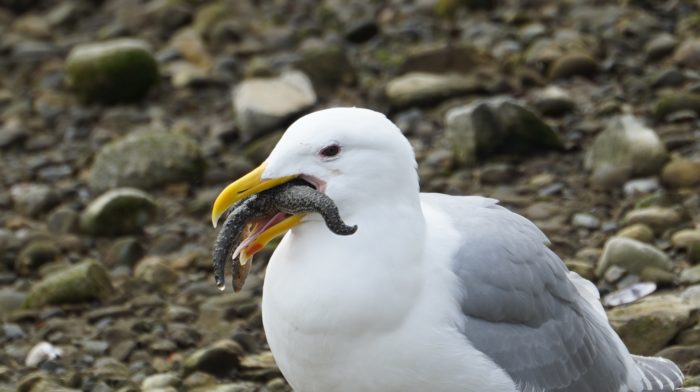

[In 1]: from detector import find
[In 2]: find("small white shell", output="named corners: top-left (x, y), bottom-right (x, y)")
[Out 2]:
top-left (603, 282), bottom-right (657, 307)
top-left (25, 341), bottom-right (63, 367)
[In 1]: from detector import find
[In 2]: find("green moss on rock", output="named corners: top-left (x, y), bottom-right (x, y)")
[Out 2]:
top-left (66, 38), bottom-right (159, 104)
top-left (23, 260), bottom-right (114, 308)
top-left (89, 131), bottom-right (205, 192)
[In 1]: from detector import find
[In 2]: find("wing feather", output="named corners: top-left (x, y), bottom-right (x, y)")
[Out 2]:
top-left (421, 193), bottom-right (633, 392)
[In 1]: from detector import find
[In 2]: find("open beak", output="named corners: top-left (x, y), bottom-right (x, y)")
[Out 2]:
top-left (211, 162), bottom-right (302, 260)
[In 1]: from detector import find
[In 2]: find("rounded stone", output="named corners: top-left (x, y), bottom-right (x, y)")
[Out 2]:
top-left (23, 259), bottom-right (114, 308)
top-left (622, 207), bottom-right (681, 233)
top-left (661, 158), bottom-right (700, 188)
top-left (15, 240), bottom-right (60, 276)
top-left (548, 52), bottom-right (598, 80)
top-left (66, 38), bottom-right (159, 104)
top-left (617, 224), bottom-right (655, 243)
top-left (89, 131), bottom-right (205, 192)
top-left (674, 38), bottom-right (700, 67)
top-left (80, 188), bottom-right (157, 236)
top-left (585, 115), bottom-right (667, 180)
top-left (596, 237), bottom-right (673, 277)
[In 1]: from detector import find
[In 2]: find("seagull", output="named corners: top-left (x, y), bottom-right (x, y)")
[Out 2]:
top-left (211, 107), bottom-right (685, 392)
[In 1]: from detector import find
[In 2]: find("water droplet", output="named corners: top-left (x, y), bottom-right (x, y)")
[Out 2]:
top-left (215, 276), bottom-right (225, 291)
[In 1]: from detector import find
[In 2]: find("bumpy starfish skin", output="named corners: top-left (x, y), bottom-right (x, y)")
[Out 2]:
top-left (213, 181), bottom-right (357, 291)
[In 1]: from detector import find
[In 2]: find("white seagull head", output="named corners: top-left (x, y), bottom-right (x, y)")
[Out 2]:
top-left (210, 107), bottom-right (420, 263)
top-left (263, 107), bottom-right (419, 214)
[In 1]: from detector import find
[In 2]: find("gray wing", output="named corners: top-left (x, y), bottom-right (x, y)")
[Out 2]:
top-left (422, 193), bottom-right (635, 392)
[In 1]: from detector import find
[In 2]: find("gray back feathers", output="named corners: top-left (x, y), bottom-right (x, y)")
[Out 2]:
top-left (421, 193), bottom-right (683, 392)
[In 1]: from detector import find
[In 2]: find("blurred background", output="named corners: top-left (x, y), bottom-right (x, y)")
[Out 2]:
top-left (2, 0), bottom-right (700, 390)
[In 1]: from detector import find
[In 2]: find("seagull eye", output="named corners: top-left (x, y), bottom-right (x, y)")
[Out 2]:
top-left (319, 144), bottom-right (341, 158)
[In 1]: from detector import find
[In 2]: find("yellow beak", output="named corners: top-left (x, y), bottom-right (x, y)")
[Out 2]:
top-left (211, 162), bottom-right (302, 259)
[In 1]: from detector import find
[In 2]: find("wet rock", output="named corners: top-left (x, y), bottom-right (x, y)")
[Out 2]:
top-left (646, 33), bottom-right (678, 60)
top-left (385, 72), bottom-right (480, 108)
top-left (533, 86), bottom-right (575, 117)
top-left (674, 39), bottom-right (700, 68)
top-left (10, 183), bottom-right (58, 217)
top-left (294, 46), bottom-right (355, 94)
top-left (607, 295), bottom-right (693, 355)
top-left (15, 240), bottom-right (60, 276)
top-left (183, 339), bottom-right (244, 377)
top-left (233, 71), bottom-right (316, 140)
top-left (661, 158), bottom-right (700, 188)
top-left (585, 115), bottom-right (667, 182)
top-left (24, 259), bottom-right (114, 308)
top-left (104, 237), bottom-right (144, 268)
top-left (655, 93), bottom-right (700, 120)
top-left (66, 38), bottom-right (159, 104)
top-left (548, 52), bottom-right (598, 80)
top-left (47, 207), bottom-right (79, 234)
top-left (617, 223), bottom-right (655, 243)
top-left (89, 131), bottom-right (205, 192)
top-left (141, 372), bottom-right (180, 390)
top-left (622, 207), bottom-right (681, 233)
top-left (596, 237), bottom-right (673, 276)
top-left (681, 265), bottom-right (700, 284)
top-left (80, 188), bottom-right (156, 236)
top-left (445, 97), bottom-right (562, 166)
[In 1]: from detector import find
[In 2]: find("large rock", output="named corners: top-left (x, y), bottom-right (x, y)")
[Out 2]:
top-left (66, 38), bottom-right (159, 104)
top-left (23, 260), bottom-right (114, 308)
top-left (585, 115), bottom-right (667, 183)
top-left (607, 295), bottom-right (693, 355)
top-left (385, 72), bottom-right (481, 108)
top-left (233, 71), bottom-right (316, 140)
top-left (596, 237), bottom-right (673, 276)
top-left (89, 131), bottom-right (205, 192)
top-left (80, 188), bottom-right (157, 236)
top-left (445, 97), bottom-right (563, 165)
